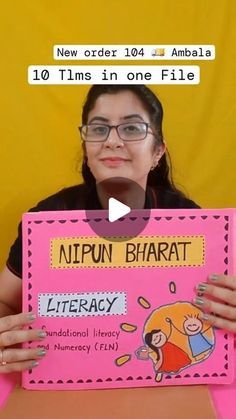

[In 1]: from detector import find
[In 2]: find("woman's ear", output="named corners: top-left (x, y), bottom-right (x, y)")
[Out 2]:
top-left (151, 142), bottom-right (166, 169)
top-left (82, 143), bottom-right (89, 167)
top-left (157, 142), bottom-right (166, 160)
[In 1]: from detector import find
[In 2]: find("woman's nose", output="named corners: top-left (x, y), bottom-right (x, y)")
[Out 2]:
top-left (104, 127), bottom-right (124, 147)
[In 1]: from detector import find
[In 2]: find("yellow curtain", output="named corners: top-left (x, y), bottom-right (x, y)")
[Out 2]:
top-left (0, 0), bottom-right (235, 268)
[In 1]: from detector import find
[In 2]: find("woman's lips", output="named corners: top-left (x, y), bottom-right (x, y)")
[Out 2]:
top-left (100, 158), bottom-right (130, 167)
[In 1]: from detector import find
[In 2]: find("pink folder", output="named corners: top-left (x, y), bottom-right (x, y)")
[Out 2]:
top-left (22, 208), bottom-right (235, 390)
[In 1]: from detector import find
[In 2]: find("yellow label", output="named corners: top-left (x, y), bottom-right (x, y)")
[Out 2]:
top-left (50, 235), bottom-right (205, 269)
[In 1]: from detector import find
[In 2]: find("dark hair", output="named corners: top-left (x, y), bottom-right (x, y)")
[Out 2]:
top-left (80, 85), bottom-right (184, 196)
top-left (144, 329), bottom-right (163, 360)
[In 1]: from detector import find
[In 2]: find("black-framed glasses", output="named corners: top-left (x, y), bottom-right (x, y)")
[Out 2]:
top-left (79, 122), bottom-right (154, 142)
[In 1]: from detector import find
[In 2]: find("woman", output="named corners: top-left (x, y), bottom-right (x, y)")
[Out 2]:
top-left (0, 84), bottom-right (235, 373)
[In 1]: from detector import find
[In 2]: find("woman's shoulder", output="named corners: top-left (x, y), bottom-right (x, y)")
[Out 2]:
top-left (155, 187), bottom-right (200, 209)
top-left (6, 184), bottom-right (90, 278)
top-left (28, 184), bottom-right (200, 212)
top-left (29, 184), bottom-right (90, 212)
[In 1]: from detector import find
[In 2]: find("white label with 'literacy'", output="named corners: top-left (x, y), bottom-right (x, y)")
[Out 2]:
top-left (38, 291), bottom-right (126, 317)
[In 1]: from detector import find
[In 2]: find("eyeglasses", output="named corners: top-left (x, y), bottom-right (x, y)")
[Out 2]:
top-left (79, 122), bottom-right (154, 142)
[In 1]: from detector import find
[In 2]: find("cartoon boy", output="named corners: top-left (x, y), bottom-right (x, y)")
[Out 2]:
top-left (166, 315), bottom-right (214, 361)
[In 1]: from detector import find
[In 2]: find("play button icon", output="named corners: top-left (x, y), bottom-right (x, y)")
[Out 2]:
top-left (85, 177), bottom-right (151, 240)
top-left (108, 198), bottom-right (131, 222)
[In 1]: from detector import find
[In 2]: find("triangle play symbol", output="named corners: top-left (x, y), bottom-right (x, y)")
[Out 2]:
top-left (108, 198), bottom-right (131, 222)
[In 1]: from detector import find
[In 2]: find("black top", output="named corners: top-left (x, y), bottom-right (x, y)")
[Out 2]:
top-left (6, 183), bottom-right (200, 278)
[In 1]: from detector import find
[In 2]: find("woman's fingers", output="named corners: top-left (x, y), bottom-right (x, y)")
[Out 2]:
top-left (0, 312), bottom-right (36, 333)
top-left (0, 328), bottom-right (46, 347)
top-left (193, 295), bottom-right (236, 321)
top-left (1, 347), bottom-right (46, 363)
top-left (0, 312), bottom-right (47, 373)
top-left (0, 347), bottom-right (47, 373)
top-left (0, 312), bottom-right (46, 347)
top-left (208, 274), bottom-right (236, 290)
top-left (199, 313), bottom-right (236, 334)
top-left (0, 359), bottom-right (40, 374)
top-left (196, 282), bottom-right (236, 306)
top-left (193, 275), bottom-right (236, 333)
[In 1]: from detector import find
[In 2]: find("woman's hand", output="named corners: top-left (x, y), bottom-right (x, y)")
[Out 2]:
top-left (0, 312), bottom-right (46, 373)
top-left (193, 274), bottom-right (236, 333)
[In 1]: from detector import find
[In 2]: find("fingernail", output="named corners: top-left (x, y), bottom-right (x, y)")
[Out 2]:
top-left (37, 349), bottom-right (47, 357)
top-left (209, 274), bottom-right (219, 281)
top-left (200, 313), bottom-right (210, 321)
top-left (31, 361), bottom-right (39, 368)
top-left (196, 283), bottom-right (207, 293)
top-left (192, 297), bottom-right (204, 306)
top-left (38, 331), bottom-right (46, 339)
top-left (27, 313), bottom-right (36, 321)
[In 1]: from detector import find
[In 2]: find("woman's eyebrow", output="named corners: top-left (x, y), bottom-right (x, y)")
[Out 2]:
top-left (88, 116), bottom-right (109, 124)
top-left (122, 114), bottom-right (145, 121)
top-left (88, 114), bottom-right (145, 124)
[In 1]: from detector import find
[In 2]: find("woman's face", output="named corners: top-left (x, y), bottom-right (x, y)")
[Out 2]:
top-left (84, 91), bottom-right (165, 188)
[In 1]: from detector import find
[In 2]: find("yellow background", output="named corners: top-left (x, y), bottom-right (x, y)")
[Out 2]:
top-left (0, 1), bottom-right (235, 269)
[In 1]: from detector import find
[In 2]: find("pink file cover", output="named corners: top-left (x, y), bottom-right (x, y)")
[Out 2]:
top-left (22, 208), bottom-right (235, 390)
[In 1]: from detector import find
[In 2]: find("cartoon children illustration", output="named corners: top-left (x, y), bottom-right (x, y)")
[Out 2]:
top-left (136, 328), bottom-right (191, 382)
top-left (134, 302), bottom-right (215, 382)
top-left (166, 314), bottom-right (214, 361)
